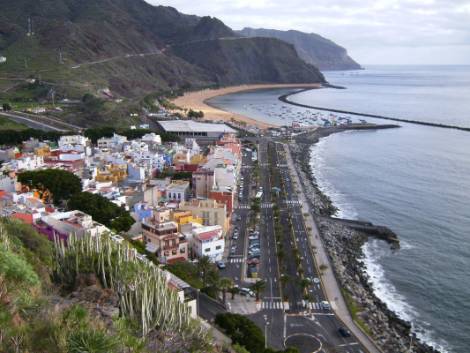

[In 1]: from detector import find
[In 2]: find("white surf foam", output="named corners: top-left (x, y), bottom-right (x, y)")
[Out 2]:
top-left (362, 240), bottom-right (452, 353)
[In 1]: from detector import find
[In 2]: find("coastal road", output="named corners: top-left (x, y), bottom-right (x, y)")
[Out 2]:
top-left (220, 137), bottom-right (372, 353)
top-left (272, 141), bottom-right (367, 353)
top-left (281, 138), bottom-right (381, 353)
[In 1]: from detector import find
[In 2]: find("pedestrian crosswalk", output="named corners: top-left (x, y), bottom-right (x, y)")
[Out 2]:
top-left (261, 203), bottom-right (273, 209)
top-left (298, 300), bottom-right (327, 311)
top-left (259, 299), bottom-right (289, 310)
top-left (229, 257), bottom-right (244, 263)
top-left (236, 205), bottom-right (250, 209)
top-left (285, 200), bottom-right (301, 205)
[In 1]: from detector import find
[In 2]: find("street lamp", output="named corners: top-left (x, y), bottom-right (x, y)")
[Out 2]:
top-left (265, 320), bottom-right (270, 349)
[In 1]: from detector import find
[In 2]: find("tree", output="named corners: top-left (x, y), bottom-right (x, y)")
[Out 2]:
top-left (299, 278), bottom-right (310, 291)
top-left (250, 279), bottom-right (266, 301)
top-left (218, 277), bottom-right (234, 304)
top-left (18, 169), bottom-right (82, 204)
top-left (228, 286), bottom-right (239, 300)
top-left (68, 192), bottom-right (135, 232)
top-left (2, 102), bottom-right (12, 111)
top-left (187, 109), bottom-right (204, 119)
top-left (196, 256), bottom-right (213, 288)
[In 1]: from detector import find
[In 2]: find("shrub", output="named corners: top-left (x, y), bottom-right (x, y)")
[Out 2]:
top-left (215, 313), bottom-right (265, 353)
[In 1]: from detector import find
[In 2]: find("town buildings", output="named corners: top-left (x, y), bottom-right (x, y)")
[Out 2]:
top-left (1, 123), bottom-right (242, 265)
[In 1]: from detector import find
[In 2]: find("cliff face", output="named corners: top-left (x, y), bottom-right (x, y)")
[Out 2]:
top-left (172, 37), bottom-right (324, 85)
top-left (238, 28), bottom-right (361, 71)
top-left (0, 0), bottom-right (324, 99)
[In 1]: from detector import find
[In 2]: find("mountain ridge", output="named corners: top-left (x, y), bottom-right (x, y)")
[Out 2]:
top-left (237, 27), bottom-right (361, 71)
top-left (0, 0), bottom-right (325, 101)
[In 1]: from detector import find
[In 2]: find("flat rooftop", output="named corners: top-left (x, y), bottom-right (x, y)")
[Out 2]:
top-left (158, 120), bottom-right (236, 133)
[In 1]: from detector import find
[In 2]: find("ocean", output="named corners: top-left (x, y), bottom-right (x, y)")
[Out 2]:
top-left (208, 66), bottom-right (470, 353)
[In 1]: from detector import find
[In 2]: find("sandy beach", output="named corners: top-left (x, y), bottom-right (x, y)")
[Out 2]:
top-left (171, 83), bottom-right (321, 129)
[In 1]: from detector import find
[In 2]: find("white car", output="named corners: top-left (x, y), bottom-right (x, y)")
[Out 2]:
top-left (240, 287), bottom-right (255, 297)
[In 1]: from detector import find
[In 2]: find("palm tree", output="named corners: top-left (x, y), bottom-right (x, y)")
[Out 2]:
top-left (197, 256), bottom-right (213, 287)
top-left (218, 277), bottom-right (234, 304)
top-left (250, 279), bottom-right (266, 301)
top-left (228, 286), bottom-right (239, 300)
top-left (299, 278), bottom-right (310, 292)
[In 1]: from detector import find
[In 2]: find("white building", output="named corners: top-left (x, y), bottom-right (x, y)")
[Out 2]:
top-left (166, 181), bottom-right (190, 202)
top-left (59, 135), bottom-right (90, 155)
top-left (59, 151), bottom-right (85, 162)
top-left (141, 133), bottom-right (162, 145)
top-left (191, 225), bottom-right (224, 262)
top-left (97, 133), bottom-right (128, 151)
top-left (39, 210), bottom-right (109, 238)
top-left (8, 155), bottom-right (44, 171)
top-left (0, 56), bottom-right (6, 64)
top-left (157, 120), bottom-right (236, 141)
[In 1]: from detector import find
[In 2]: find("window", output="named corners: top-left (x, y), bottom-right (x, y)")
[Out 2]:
top-left (180, 247), bottom-right (185, 253)
top-left (172, 249), bottom-right (177, 255)
top-left (204, 248), bottom-right (210, 253)
top-left (215, 245), bottom-right (222, 250)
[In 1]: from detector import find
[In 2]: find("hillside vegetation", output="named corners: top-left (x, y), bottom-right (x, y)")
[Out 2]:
top-left (0, 218), bottom-right (216, 353)
top-left (0, 0), bottom-right (324, 106)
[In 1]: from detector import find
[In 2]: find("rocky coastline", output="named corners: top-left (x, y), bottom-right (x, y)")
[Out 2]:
top-left (290, 126), bottom-right (440, 353)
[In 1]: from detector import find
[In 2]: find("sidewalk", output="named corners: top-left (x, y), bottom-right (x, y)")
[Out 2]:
top-left (283, 143), bottom-right (382, 353)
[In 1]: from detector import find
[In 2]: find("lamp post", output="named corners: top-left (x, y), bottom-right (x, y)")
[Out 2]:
top-left (264, 317), bottom-right (270, 349)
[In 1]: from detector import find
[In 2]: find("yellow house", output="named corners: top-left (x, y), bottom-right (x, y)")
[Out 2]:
top-left (95, 164), bottom-right (127, 183)
top-left (190, 154), bottom-right (206, 165)
top-left (172, 210), bottom-right (203, 231)
top-left (34, 146), bottom-right (51, 157)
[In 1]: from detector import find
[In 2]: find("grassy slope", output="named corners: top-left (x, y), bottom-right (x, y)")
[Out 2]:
top-left (0, 116), bottom-right (28, 130)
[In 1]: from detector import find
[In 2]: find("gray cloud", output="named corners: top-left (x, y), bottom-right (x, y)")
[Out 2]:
top-left (147, 0), bottom-right (470, 64)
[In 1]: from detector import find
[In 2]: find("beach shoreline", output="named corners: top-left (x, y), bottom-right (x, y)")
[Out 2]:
top-left (170, 83), bottom-right (321, 129)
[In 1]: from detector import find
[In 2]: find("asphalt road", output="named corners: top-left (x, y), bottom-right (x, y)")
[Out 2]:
top-left (218, 138), bottom-right (368, 353)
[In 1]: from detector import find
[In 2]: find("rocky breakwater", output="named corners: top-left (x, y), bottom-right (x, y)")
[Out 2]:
top-left (291, 126), bottom-right (440, 353)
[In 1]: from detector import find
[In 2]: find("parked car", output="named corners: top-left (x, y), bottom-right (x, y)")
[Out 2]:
top-left (232, 234), bottom-right (239, 240)
top-left (240, 287), bottom-right (255, 297)
top-left (338, 327), bottom-right (351, 337)
top-left (216, 261), bottom-right (226, 269)
top-left (313, 277), bottom-right (320, 284)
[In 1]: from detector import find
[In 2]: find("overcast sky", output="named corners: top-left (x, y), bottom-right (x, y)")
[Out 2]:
top-left (147, 0), bottom-right (470, 65)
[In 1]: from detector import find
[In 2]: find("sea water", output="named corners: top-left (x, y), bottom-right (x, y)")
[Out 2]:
top-left (208, 66), bottom-right (470, 352)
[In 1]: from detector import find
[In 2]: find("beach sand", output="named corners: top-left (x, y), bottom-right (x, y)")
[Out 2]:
top-left (171, 83), bottom-right (321, 130)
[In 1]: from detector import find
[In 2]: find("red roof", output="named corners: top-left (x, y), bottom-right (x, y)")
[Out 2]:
top-left (196, 230), bottom-right (220, 241)
top-left (166, 256), bottom-right (186, 265)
